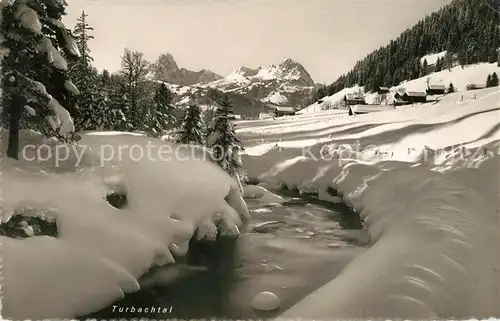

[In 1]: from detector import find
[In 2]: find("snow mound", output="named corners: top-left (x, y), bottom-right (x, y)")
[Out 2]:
top-left (1, 130), bottom-right (250, 320)
top-left (263, 152), bottom-right (499, 319)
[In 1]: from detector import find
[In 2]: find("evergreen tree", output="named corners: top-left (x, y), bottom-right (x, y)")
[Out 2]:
top-left (69, 10), bottom-right (96, 131)
top-left (448, 82), bottom-right (455, 93)
top-left (486, 74), bottom-right (492, 87)
top-left (435, 57), bottom-right (443, 72)
top-left (421, 59), bottom-right (429, 77)
top-left (81, 90), bottom-right (106, 130)
top-left (490, 72), bottom-right (499, 87)
top-left (145, 83), bottom-right (175, 135)
top-left (106, 75), bottom-right (131, 131)
top-left (177, 102), bottom-right (204, 145)
top-left (1, 0), bottom-right (80, 159)
top-left (206, 95), bottom-right (243, 178)
top-left (444, 51), bottom-right (454, 71)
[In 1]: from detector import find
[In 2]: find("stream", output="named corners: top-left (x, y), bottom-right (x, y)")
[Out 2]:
top-left (82, 192), bottom-right (369, 319)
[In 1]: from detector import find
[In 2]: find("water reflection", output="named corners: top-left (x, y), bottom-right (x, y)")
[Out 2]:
top-left (81, 196), bottom-right (367, 320)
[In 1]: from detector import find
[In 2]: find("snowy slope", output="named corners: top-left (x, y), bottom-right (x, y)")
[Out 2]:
top-left (238, 86), bottom-right (500, 318)
top-left (299, 62), bottom-right (499, 114)
top-left (394, 62), bottom-right (498, 92)
top-left (299, 85), bottom-right (364, 114)
top-left (420, 50), bottom-right (447, 66)
top-left (1, 131), bottom-right (249, 319)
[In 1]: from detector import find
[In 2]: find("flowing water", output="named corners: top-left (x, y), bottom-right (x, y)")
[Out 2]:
top-left (82, 194), bottom-right (369, 320)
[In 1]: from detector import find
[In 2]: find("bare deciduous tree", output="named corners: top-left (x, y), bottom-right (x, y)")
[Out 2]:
top-left (119, 48), bottom-right (151, 129)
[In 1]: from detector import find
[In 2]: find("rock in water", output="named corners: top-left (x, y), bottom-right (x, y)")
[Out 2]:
top-left (251, 291), bottom-right (281, 311)
top-left (252, 221), bottom-right (286, 233)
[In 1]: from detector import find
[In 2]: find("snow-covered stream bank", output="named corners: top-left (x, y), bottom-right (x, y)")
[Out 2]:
top-left (257, 154), bottom-right (500, 319)
top-left (237, 87), bottom-right (500, 319)
top-left (81, 189), bottom-right (368, 319)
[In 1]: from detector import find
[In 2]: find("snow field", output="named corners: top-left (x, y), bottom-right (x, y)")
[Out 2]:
top-left (238, 84), bottom-right (500, 318)
top-left (299, 62), bottom-right (499, 114)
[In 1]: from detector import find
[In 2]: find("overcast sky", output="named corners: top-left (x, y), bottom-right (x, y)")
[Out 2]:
top-left (65, 0), bottom-right (451, 84)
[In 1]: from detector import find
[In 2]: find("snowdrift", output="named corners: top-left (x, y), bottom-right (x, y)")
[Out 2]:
top-left (261, 150), bottom-right (499, 319)
top-left (241, 86), bottom-right (500, 318)
top-left (1, 130), bottom-right (250, 319)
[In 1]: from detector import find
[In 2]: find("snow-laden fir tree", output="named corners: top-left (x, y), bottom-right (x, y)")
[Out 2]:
top-left (1, 0), bottom-right (80, 159)
top-left (75, 70), bottom-right (128, 131)
top-left (106, 76), bottom-right (131, 131)
top-left (177, 101), bottom-right (204, 145)
top-left (206, 95), bottom-right (243, 178)
top-left (68, 10), bottom-right (97, 131)
top-left (80, 88), bottom-right (106, 130)
top-left (144, 83), bottom-right (175, 135)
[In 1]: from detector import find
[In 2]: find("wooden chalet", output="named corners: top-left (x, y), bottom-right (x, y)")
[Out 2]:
top-left (393, 98), bottom-right (406, 106)
top-left (344, 93), bottom-right (366, 106)
top-left (467, 84), bottom-right (487, 91)
top-left (274, 106), bottom-right (296, 117)
top-left (402, 91), bottom-right (427, 103)
top-left (426, 85), bottom-right (446, 95)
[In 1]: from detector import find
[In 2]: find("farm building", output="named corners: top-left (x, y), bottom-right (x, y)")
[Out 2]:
top-left (394, 92), bottom-right (403, 100)
top-left (402, 91), bottom-right (427, 103)
top-left (344, 93), bottom-right (366, 106)
top-left (467, 84), bottom-right (487, 90)
top-left (274, 107), bottom-right (296, 117)
top-left (393, 98), bottom-right (406, 106)
top-left (427, 85), bottom-right (446, 95)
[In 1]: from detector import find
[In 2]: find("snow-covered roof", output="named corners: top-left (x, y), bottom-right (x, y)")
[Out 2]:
top-left (275, 106), bottom-right (295, 112)
top-left (428, 85), bottom-right (446, 90)
top-left (345, 93), bottom-right (365, 100)
top-left (404, 91), bottom-right (427, 97)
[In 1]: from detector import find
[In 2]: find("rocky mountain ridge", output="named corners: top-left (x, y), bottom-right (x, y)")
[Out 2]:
top-left (150, 54), bottom-right (318, 118)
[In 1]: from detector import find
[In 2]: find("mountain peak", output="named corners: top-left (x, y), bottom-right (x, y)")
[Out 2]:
top-left (152, 53), bottom-right (222, 86)
top-left (234, 66), bottom-right (259, 77)
top-left (276, 58), bottom-right (315, 86)
top-left (156, 53), bottom-right (179, 71)
top-left (280, 57), bottom-right (297, 65)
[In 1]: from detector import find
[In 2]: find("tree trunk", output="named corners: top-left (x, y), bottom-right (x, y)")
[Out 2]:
top-left (6, 95), bottom-right (24, 160)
